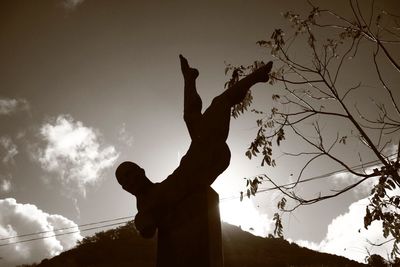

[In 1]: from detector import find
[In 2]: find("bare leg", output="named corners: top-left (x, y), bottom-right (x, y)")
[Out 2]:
top-left (201, 61), bottom-right (273, 143)
top-left (180, 55), bottom-right (202, 141)
top-left (220, 61), bottom-right (273, 106)
top-left (179, 55), bottom-right (272, 143)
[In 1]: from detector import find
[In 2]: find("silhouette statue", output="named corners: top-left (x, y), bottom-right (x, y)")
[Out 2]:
top-left (116, 55), bottom-right (272, 266)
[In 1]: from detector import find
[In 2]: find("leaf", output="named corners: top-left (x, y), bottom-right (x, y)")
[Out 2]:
top-left (393, 197), bottom-right (400, 207)
top-left (250, 186), bottom-right (256, 196)
top-left (251, 180), bottom-right (258, 194)
top-left (339, 136), bottom-right (347, 144)
top-left (277, 128), bottom-right (285, 146)
top-left (272, 94), bottom-right (280, 101)
top-left (263, 154), bottom-right (271, 166)
top-left (364, 207), bottom-right (372, 228)
top-left (383, 226), bottom-right (390, 238)
top-left (256, 40), bottom-right (268, 46)
top-left (224, 65), bottom-right (232, 75)
top-left (277, 197), bottom-right (287, 210)
top-left (386, 179), bottom-right (395, 190)
top-left (245, 150), bottom-right (252, 160)
top-left (308, 32), bottom-right (316, 48)
top-left (273, 213), bottom-right (284, 238)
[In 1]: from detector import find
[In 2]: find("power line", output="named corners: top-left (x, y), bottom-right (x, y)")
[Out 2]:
top-left (0, 154), bottom-right (396, 246)
top-left (220, 153), bottom-right (397, 201)
top-left (0, 220), bottom-right (132, 247)
top-left (0, 215), bottom-right (134, 242)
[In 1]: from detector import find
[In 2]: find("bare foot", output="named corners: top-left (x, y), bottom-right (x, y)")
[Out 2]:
top-left (179, 54), bottom-right (199, 81)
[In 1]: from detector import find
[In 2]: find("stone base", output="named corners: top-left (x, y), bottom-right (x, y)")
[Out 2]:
top-left (156, 187), bottom-right (223, 267)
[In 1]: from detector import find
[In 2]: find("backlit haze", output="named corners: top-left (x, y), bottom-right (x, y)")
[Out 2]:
top-left (0, 0), bottom-right (399, 266)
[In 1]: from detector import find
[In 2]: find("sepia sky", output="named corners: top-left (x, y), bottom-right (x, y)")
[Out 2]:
top-left (0, 0), bottom-right (399, 266)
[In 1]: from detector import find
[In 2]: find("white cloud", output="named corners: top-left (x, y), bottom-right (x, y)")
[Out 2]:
top-left (332, 149), bottom-right (398, 198)
top-left (383, 144), bottom-right (399, 159)
top-left (118, 123), bottom-right (134, 147)
top-left (62, 0), bottom-right (84, 9)
top-left (294, 196), bottom-right (396, 263)
top-left (319, 159), bottom-right (400, 263)
top-left (1, 179), bottom-right (11, 193)
top-left (333, 167), bottom-right (379, 198)
top-left (220, 198), bottom-right (273, 237)
top-left (0, 98), bottom-right (29, 115)
top-left (36, 114), bottom-right (119, 196)
top-left (0, 136), bottom-right (18, 164)
top-left (0, 198), bottom-right (82, 266)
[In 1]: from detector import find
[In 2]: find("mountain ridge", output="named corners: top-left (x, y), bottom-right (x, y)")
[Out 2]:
top-left (26, 221), bottom-right (367, 267)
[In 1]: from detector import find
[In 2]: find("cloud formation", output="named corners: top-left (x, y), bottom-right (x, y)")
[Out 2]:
top-left (332, 146), bottom-right (398, 198)
top-left (0, 198), bottom-right (82, 266)
top-left (0, 98), bottom-right (29, 115)
top-left (333, 168), bottom-right (379, 198)
top-left (117, 123), bottom-right (134, 147)
top-left (37, 114), bottom-right (119, 196)
top-left (294, 196), bottom-right (395, 263)
top-left (0, 178), bottom-right (11, 193)
top-left (0, 136), bottom-right (18, 164)
top-left (310, 156), bottom-right (400, 263)
top-left (62, 0), bottom-right (84, 9)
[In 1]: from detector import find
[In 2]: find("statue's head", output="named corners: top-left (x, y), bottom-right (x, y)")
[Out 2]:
top-left (115, 161), bottom-right (152, 197)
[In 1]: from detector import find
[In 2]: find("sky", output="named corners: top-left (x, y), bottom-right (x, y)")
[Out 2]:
top-left (0, 0), bottom-right (399, 266)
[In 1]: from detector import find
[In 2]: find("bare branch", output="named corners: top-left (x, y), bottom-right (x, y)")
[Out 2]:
top-left (289, 123), bottom-right (372, 178)
top-left (373, 44), bottom-right (400, 116)
top-left (287, 153), bottom-right (324, 189)
top-left (367, 238), bottom-right (395, 247)
top-left (367, 0), bottom-right (375, 28)
top-left (273, 77), bottom-right (325, 85)
top-left (285, 173), bottom-right (378, 208)
top-left (376, 39), bottom-right (400, 72)
top-left (334, 35), bottom-right (357, 85)
top-left (282, 151), bottom-right (320, 157)
top-left (341, 82), bottom-right (362, 101)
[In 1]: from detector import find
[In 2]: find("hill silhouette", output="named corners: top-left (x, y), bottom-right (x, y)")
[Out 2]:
top-left (26, 221), bottom-right (366, 267)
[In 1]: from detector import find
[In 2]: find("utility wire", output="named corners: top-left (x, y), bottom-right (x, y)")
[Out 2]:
top-left (0, 153), bottom-right (397, 246)
top-left (220, 153), bottom-right (398, 201)
top-left (0, 220), bottom-right (131, 247)
top-left (0, 215), bottom-right (134, 242)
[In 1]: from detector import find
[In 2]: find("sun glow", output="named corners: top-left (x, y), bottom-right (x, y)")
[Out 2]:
top-left (219, 198), bottom-right (272, 237)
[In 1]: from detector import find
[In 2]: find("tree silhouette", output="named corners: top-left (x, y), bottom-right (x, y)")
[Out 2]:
top-left (227, 0), bottom-right (400, 261)
top-left (366, 254), bottom-right (388, 267)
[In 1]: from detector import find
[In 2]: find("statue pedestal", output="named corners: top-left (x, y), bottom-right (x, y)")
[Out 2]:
top-left (156, 187), bottom-right (223, 267)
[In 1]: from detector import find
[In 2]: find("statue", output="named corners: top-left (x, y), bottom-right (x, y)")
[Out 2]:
top-left (116, 55), bottom-right (272, 266)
